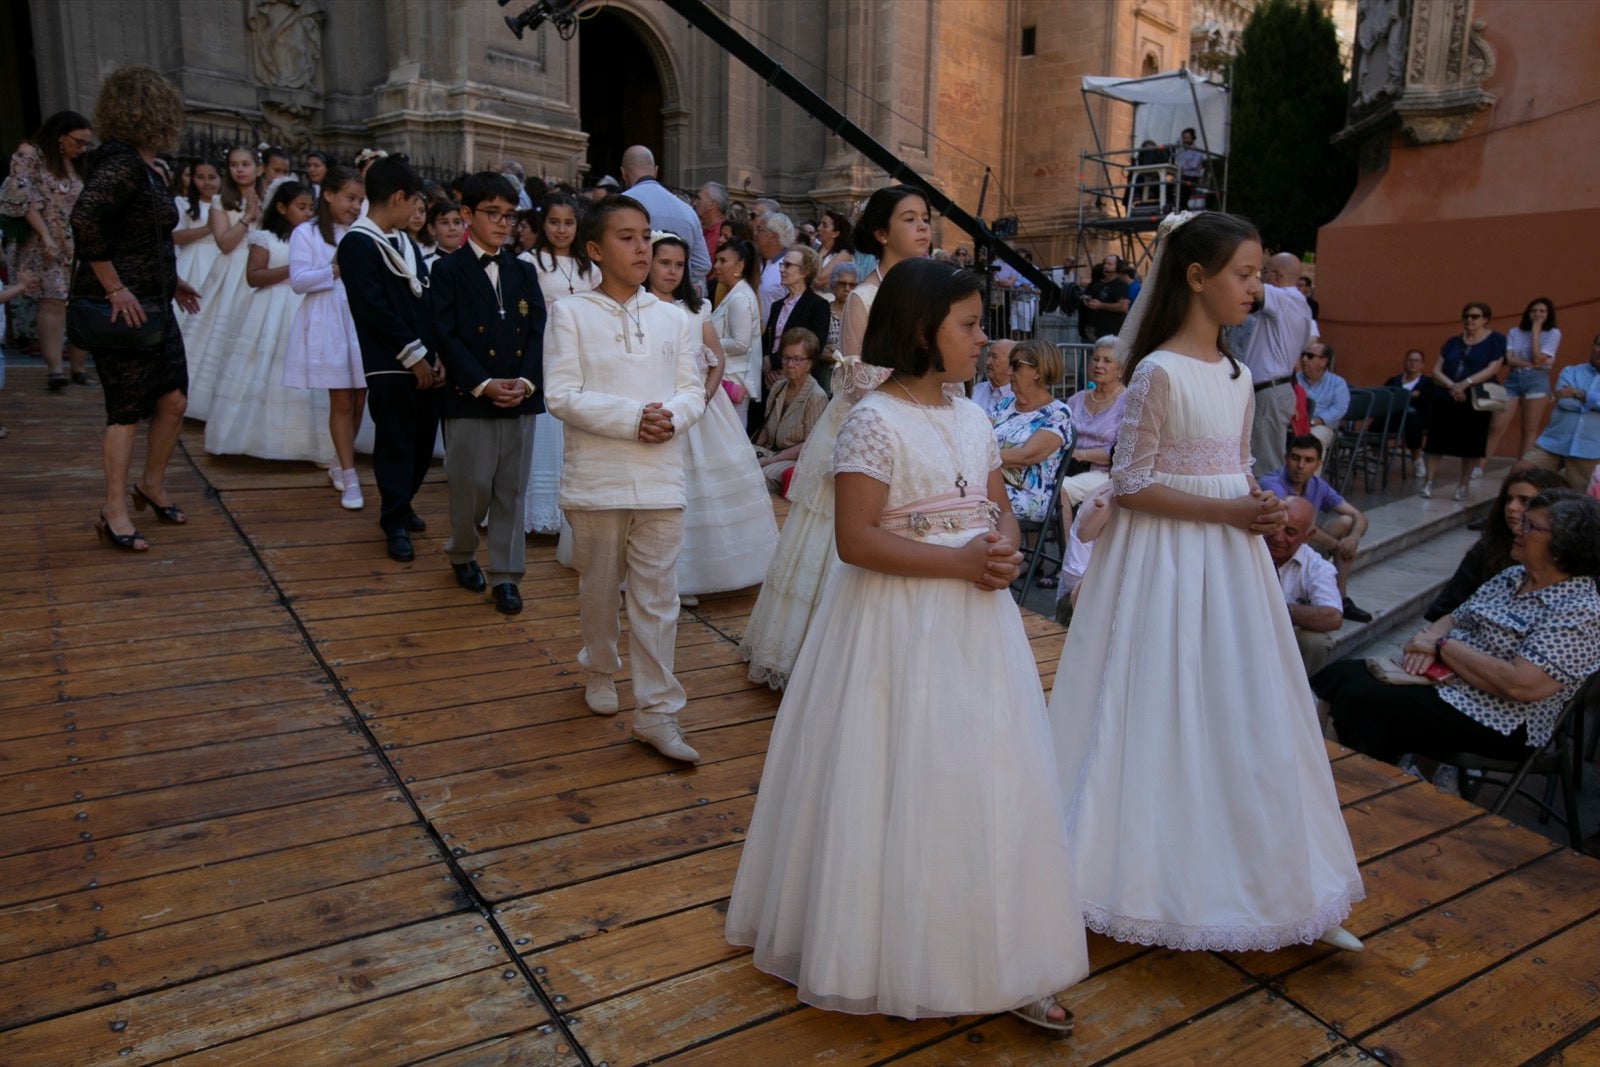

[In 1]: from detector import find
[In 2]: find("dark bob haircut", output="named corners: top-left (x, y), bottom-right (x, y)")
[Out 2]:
top-left (854, 185), bottom-right (928, 258)
top-left (577, 194), bottom-right (650, 259)
top-left (456, 171), bottom-right (521, 211)
top-left (1529, 491), bottom-right (1600, 577)
top-left (860, 258), bottom-right (982, 377)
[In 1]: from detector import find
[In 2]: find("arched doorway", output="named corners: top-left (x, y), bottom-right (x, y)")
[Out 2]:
top-left (578, 10), bottom-right (665, 183)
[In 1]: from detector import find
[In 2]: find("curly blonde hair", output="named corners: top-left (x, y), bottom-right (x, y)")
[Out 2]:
top-left (93, 65), bottom-right (185, 153)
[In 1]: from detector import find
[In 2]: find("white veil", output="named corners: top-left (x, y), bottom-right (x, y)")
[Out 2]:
top-left (1111, 210), bottom-right (1199, 369)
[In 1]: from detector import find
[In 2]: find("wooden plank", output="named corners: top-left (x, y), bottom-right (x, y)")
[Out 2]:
top-left (413, 721), bottom-right (770, 825)
top-left (657, 1007), bottom-right (958, 1067)
top-left (0, 607), bottom-right (292, 656)
top-left (462, 796), bottom-right (755, 899)
top-left (0, 824), bottom-right (441, 963)
top-left (1282, 849), bottom-right (1600, 1039)
top-left (1356, 910), bottom-right (1600, 1065)
top-left (885, 950), bottom-right (1251, 1066)
top-left (0, 915), bottom-right (511, 1067)
top-left (1330, 751), bottom-right (1421, 806)
top-left (1109, 990), bottom-right (1345, 1066)
top-left (0, 725), bottom-right (370, 815)
top-left (0, 675), bottom-right (341, 740)
top-left (163, 968), bottom-right (569, 1066)
top-left (1341, 779), bottom-right (1486, 862)
top-left (0, 788), bottom-right (413, 907)
top-left (406, 1028), bottom-right (592, 1067)
top-left (0, 864), bottom-right (466, 1028)
top-left (0, 755), bottom-right (392, 858)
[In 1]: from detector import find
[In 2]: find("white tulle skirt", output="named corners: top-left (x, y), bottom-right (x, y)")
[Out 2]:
top-left (1048, 470), bottom-right (1364, 951)
top-left (737, 390), bottom-right (852, 688)
top-left (726, 542), bottom-right (1089, 1018)
top-left (523, 413), bottom-right (565, 534)
top-left (678, 389), bottom-right (778, 595)
top-left (203, 284), bottom-right (333, 464)
top-left (181, 245), bottom-right (255, 422)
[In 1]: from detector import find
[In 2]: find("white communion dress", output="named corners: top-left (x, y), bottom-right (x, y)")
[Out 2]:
top-left (181, 198), bottom-right (256, 421)
top-left (1047, 350), bottom-right (1364, 951)
top-left (521, 252), bottom-right (597, 534)
top-left (726, 389), bottom-right (1089, 1018)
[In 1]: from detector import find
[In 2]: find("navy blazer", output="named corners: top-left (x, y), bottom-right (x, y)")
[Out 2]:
top-left (336, 229), bottom-right (436, 379)
top-left (429, 245), bottom-right (547, 419)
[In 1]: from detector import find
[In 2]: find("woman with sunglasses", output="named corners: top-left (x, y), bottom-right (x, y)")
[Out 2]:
top-left (991, 339), bottom-right (1073, 578)
top-left (1421, 301), bottom-right (1505, 501)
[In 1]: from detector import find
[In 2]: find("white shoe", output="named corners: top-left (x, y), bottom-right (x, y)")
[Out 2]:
top-left (1469, 466), bottom-right (1484, 480)
top-left (633, 718), bottom-right (701, 763)
top-left (1452, 485), bottom-right (1468, 502)
top-left (1318, 925), bottom-right (1364, 952)
top-left (1413, 458), bottom-right (1427, 479)
top-left (583, 673), bottom-right (619, 716)
top-left (1432, 763), bottom-right (1460, 795)
top-left (679, 594), bottom-right (699, 608)
top-left (329, 465), bottom-right (345, 492)
top-left (340, 473), bottom-right (365, 511)
top-left (1419, 481), bottom-right (1433, 499)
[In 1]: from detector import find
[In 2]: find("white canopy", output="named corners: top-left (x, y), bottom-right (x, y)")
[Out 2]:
top-left (1081, 68), bottom-right (1230, 155)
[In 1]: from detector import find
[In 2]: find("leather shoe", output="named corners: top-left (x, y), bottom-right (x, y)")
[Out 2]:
top-left (491, 582), bottom-right (523, 615)
top-left (633, 717), bottom-right (701, 763)
top-left (386, 531), bottom-right (415, 563)
top-left (404, 514), bottom-right (427, 533)
top-left (584, 673), bottom-right (619, 716)
top-left (452, 560), bottom-right (486, 593)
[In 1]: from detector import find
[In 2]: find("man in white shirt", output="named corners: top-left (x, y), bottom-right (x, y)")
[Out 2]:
top-left (1233, 252), bottom-right (1314, 474)
top-left (618, 144), bottom-right (711, 292)
top-left (1266, 496), bottom-right (1344, 676)
top-left (753, 210), bottom-right (794, 323)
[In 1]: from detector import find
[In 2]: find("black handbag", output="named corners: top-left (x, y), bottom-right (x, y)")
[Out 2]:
top-left (67, 296), bottom-right (168, 352)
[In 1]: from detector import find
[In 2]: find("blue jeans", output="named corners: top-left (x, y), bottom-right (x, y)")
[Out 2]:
top-left (1503, 367), bottom-right (1550, 399)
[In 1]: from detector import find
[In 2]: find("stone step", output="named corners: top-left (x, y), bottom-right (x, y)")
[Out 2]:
top-left (1319, 524), bottom-right (1480, 666)
top-left (1344, 475), bottom-right (1498, 576)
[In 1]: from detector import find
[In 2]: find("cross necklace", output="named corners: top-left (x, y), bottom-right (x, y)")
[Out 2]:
top-left (608, 292), bottom-right (645, 344)
top-left (889, 377), bottom-right (967, 496)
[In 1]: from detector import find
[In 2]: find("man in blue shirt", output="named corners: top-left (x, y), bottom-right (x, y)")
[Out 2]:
top-left (1259, 434), bottom-right (1372, 622)
top-left (1298, 340), bottom-right (1350, 457)
top-left (618, 144), bottom-right (711, 294)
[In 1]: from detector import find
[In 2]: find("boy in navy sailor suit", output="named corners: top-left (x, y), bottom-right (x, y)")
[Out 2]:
top-left (430, 173), bottom-right (547, 614)
top-left (336, 155), bottom-right (444, 563)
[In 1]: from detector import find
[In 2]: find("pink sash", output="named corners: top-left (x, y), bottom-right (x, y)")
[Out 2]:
top-left (878, 489), bottom-right (1001, 540)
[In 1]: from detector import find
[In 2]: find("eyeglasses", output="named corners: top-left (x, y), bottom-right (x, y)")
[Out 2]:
top-left (1518, 516), bottom-right (1552, 534)
top-left (780, 260), bottom-right (803, 269)
top-left (1009, 358), bottom-right (1037, 371)
top-left (781, 355), bottom-right (812, 365)
top-left (65, 135), bottom-right (92, 148)
top-left (1462, 312), bottom-right (1485, 321)
top-left (474, 209), bottom-right (515, 224)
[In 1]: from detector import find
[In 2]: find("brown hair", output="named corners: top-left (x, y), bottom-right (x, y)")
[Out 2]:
top-left (92, 66), bottom-right (184, 154)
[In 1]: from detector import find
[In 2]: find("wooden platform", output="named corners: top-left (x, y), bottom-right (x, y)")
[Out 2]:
top-left (3, 369), bottom-right (1599, 1066)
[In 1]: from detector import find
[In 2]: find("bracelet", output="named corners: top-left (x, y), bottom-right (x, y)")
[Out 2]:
top-left (1435, 635), bottom-right (1449, 657)
top-left (106, 285), bottom-right (128, 298)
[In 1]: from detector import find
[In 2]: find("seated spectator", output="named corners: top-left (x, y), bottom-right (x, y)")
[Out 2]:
top-left (1384, 347), bottom-right (1435, 478)
top-left (993, 339), bottom-right (1074, 577)
top-left (753, 327), bottom-right (829, 495)
top-left (1060, 336), bottom-right (1125, 508)
top-left (762, 243), bottom-right (830, 393)
top-left (1424, 467), bottom-right (1567, 620)
top-left (821, 263), bottom-right (858, 365)
top-left (1314, 493), bottom-right (1600, 774)
top-left (1297, 276), bottom-right (1320, 320)
top-left (1297, 341), bottom-right (1349, 455)
top-left (970, 338), bottom-right (1014, 422)
top-left (1520, 332), bottom-right (1600, 490)
top-left (1268, 496), bottom-right (1344, 676)
top-left (1258, 434), bottom-right (1372, 622)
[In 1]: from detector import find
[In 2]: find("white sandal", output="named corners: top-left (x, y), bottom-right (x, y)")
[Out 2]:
top-left (1010, 995), bottom-right (1074, 1035)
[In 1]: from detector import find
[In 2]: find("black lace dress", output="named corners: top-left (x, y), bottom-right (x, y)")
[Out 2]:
top-left (69, 142), bottom-right (186, 425)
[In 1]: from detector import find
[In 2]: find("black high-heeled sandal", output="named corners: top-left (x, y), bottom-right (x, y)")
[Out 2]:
top-left (96, 511), bottom-right (149, 552)
top-left (131, 485), bottom-right (187, 524)
top-left (46, 372), bottom-right (68, 392)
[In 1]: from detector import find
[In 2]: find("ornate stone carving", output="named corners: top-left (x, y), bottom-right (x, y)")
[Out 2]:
top-left (1337, 0), bottom-right (1497, 161)
top-left (247, 0), bottom-right (325, 93)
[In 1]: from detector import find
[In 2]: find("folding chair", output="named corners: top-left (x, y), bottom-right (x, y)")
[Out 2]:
top-left (1011, 441), bottom-right (1076, 604)
top-left (1440, 671), bottom-right (1597, 851)
top-left (1329, 389), bottom-right (1382, 496)
top-left (1376, 385), bottom-right (1415, 487)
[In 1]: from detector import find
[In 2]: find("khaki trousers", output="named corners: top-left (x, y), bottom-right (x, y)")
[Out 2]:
top-left (566, 508), bottom-right (687, 721)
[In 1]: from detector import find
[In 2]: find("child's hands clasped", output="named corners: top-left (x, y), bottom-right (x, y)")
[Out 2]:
top-left (637, 402), bottom-right (675, 443)
top-left (962, 531), bottom-right (1023, 591)
top-left (1230, 488), bottom-right (1287, 535)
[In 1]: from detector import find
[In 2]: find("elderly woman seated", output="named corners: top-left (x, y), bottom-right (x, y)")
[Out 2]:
top-left (1313, 492), bottom-right (1600, 773)
top-left (992, 339), bottom-right (1074, 584)
top-left (753, 326), bottom-right (830, 495)
top-left (1060, 335), bottom-right (1126, 508)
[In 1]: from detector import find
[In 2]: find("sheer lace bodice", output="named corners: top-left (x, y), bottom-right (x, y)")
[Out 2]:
top-left (834, 392), bottom-right (1001, 525)
top-left (1112, 351), bottom-right (1255, 496)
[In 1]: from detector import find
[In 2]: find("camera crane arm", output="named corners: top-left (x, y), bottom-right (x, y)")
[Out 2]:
top-left (499, 0), bottom-right (1062, 306)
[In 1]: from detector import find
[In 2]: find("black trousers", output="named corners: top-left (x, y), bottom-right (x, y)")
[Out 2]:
top-left (366, 372), bottom-right (443, 535)
top-left (1311, 659), bottom-right (1531, 765)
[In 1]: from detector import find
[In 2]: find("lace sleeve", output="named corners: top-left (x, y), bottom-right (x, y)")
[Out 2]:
top-left (831, 354), bottom-right (892, 403)
top-left (246, 229), bottom-right (272, 249)
top-left (69, 151), bottom-right (141, 265)
top-left (1240, 381), bottom-right (1257, 476)
top-left (833, 403), bottom-right (895, 484)
top-left (1112, 360), bottom-right (1170, 496)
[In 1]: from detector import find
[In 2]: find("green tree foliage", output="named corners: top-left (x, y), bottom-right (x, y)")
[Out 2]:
top-left (1228, 0), bottom-right (1355, 255)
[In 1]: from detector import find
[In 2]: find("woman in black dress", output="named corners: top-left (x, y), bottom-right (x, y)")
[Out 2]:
top-left (69, 65), bottom-right (200, 551)
top-left (1421, 301), bottom-right (1505, 502)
